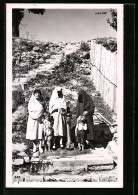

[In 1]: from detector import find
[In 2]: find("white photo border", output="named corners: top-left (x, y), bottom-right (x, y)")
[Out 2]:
top-left (6, 3), bottom-right (124, 188)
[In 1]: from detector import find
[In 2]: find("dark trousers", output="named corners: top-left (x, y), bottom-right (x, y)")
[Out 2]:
top-left (76, 130), bottom-right (87, 144)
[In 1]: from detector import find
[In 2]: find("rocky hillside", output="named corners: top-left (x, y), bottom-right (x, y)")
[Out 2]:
top-left (12, 38), bottom-right (66, 80)
top-left (12, 38), bottom-right (118, 182)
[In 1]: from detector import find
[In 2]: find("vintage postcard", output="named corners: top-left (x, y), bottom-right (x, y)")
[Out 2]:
top-left (6, 4), bottom-right (123, 188)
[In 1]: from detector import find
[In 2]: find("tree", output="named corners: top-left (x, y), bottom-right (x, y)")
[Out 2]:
top-left (30, 33), bottom-right (37, 41)
top-left (25, 31), bottom-right (30, 40)
top-left (12, 9), bottom-right (45, 37)
top-left (107, 9), bottom-right (117, 31)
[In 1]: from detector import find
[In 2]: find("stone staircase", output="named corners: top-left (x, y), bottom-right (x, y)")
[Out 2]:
top-left (13, 54), bottom-right (63, 91)
top-left (12, 42), bottom-right (79, 92)
top-left (12, 148), bottom-right (115, 176)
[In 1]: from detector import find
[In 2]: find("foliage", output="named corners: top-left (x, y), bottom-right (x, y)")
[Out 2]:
top-left (12, 91), bottom-right (25, 112)
top-left (12, 9), bottom-right (45, 37)
top-left (107, 9), bottom-right (117, 31)
top-left (28, 9), bottom-right (45, 15)
top-left (95, 37), bottom-right (117, 52)
top-left (69, 52), bottom-right (82, 64)
top-left (50, 51), bottom-right (58, 55)
top-left (80, 41), bottom-right (90, 51)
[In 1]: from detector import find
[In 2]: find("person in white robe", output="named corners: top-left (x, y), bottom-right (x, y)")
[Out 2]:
top-left (49, 87), bottom-right (67, 149)
top-left (26, 89), bottom-right (45, 153)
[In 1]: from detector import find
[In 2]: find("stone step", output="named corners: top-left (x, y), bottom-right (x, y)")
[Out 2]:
top-left (46, 69), bottom-right (55, 74)
top-left (12, 83), bottom-right (23, 92)
top-left (19, 74), bottom-right (36, 80)
top-left (12, 148), bottom-right (115, 175)
top-left (38, 64), bottom-right (47, 68)
top-left (33, 69), bottom-right (46, 73)
top-left (14, 77), bottom-right (28, 83)
top-left (50, 54), bottom-right (62, 59)
top-left (44, 64), bottom-right (56, 69)
top-left (13, 82), bottom-right (28, 91)
top-left (37, 67), bottom-right (47, 71)
top-left (28, 71), bottom-right (37, 76)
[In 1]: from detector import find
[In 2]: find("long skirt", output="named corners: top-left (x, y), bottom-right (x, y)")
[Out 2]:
top-left (86, 115), bottom-right (94, 141)
top-left (52, 112), bottom-right (67, 137)
top-left (26, 116), bottom-right (43, 140)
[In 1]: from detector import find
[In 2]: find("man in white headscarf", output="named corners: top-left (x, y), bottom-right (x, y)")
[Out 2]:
top-left (49, 87), bottom-right (67, 149)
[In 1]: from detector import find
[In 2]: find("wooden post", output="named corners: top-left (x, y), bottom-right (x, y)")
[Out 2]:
top-left (66, 101), bottom-right (73, 150)
top-left (66, 113), bottom-right (71, 144)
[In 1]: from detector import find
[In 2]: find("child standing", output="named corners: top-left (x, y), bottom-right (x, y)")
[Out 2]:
top-left (42, 114), bottom-right (54, 152)
top-left (75, 115), bottom-right (88, 151)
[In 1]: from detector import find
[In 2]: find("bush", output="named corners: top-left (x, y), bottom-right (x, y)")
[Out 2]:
top-left (19, 39), bottom-right (34, 51)
top-left (95, 37), bottom-right (117, 52)
top-left (69, 52), bottom-right (82, 64)
top-left (12, 91), bottom-right (25, 112)
top-left (80, 41), bottom-right (90, 51)
top-left (50, 51), bottom-right (58, 55)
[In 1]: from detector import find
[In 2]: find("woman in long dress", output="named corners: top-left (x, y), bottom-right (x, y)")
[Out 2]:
top-left (26, 89), bottom-right (45, 153)
top-left (76, 89), bottom-right (95, 146)
top-left (49, 87), bottom-right (67, 149)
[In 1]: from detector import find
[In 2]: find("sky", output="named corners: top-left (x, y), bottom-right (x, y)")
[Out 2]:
top-left (20, 9), bottom-right (117, 43)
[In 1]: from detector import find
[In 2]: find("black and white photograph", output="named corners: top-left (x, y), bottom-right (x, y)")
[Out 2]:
top-left (6, 4), bottom-right (123, 188)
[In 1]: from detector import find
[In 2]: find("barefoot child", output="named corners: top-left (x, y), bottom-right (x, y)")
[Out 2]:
top-left (75, 115), bottom-right (88, 151)
top-left (42, 114), bottom-right (54, 152)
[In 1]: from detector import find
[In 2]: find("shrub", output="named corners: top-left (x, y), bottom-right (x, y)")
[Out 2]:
top-left (12, 91), bottom-right (25, 112)
top-left (50, 51), bottom-right (58, 55)
top-left (95, 37), bottom-right (117, 52)
top-left (69, 52), bottom-right (82, 64)
top-left (80, 41), bottom-right (90, 51)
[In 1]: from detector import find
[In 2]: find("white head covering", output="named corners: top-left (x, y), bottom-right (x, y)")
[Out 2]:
top-left (49, 87), bottom-right (66, 113)
top-left (28, 92), bottom-right (44, 119)
top-left (56, 87), bottom-right (62, 92)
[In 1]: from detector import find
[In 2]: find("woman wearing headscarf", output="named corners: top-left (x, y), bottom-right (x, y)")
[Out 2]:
top-left (76, 89), bottom-right (95, 146)
top-left (26, 89), bottom-right (45, 153)
top-left (49, 87), bottom-right (67, 149)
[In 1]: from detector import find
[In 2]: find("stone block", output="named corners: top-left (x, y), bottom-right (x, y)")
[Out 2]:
top-left (31, 157), bottom-right (40, 163)
top-left (45, 59), bottom-right (51, 63)
top-left (14, 77), bottom-right (28, 83)
top-left (47, 164), bottom-right (55, 174)
top-left (21, 82), bottom-right (28, 90)
top-left (12, 84), bottom-right (23, 92)
top-left (35, 69), bottom-right (45, 73)
top-left (18, 152), bottom-right (27, 157)
top-left (28, 73), bottom-right (37, 78)
top-left (33, 46), bottom-right (40, 52)
top-left (38, 67), bottom-right (47, 71)
top-left (24, 157), bottom-right (30, 163)
top-left (21, 74), bottom-right (33, 79)
top-left (73, 166), bottom-right (86, 173)
top-left (12, 158), bottom-right (24, 166)
top-left (88, 164), bottom-right (114, 171)
top-left (47, 69), bottom-right (55, 74)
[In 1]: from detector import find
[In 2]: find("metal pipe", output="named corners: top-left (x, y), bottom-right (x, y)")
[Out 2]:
top-left (94, 112), bottom-right (117, 127)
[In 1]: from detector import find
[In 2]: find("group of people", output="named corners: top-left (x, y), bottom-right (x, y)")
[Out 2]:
top-left (26, 87), bottom-right (95, 154)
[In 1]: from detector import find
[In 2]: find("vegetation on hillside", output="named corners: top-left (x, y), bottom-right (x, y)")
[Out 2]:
top-left (95, 37), bottom-right (117, 52)
top-left (107, 9), bottom-right (117, 31)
